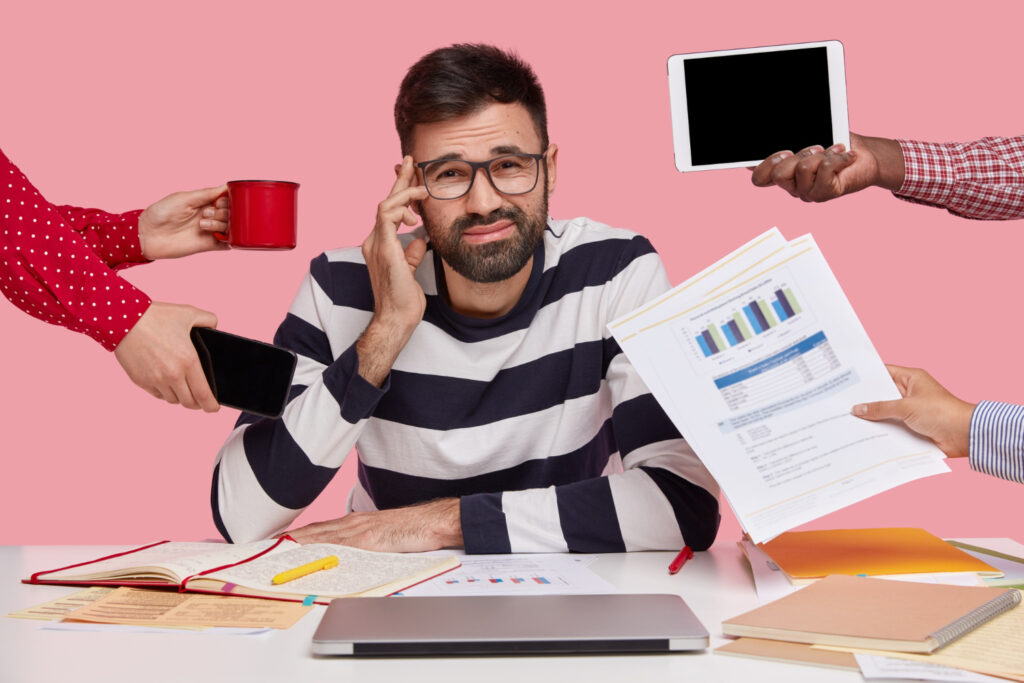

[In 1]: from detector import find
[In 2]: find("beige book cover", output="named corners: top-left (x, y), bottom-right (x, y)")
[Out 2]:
top-left (722, 574), bottom-right (1021, 653)
top-left (716, 637), bottom-right (859, 671)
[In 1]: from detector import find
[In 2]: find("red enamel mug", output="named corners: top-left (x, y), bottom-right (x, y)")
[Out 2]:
top-left (222, 180), bottom-right (299, 249)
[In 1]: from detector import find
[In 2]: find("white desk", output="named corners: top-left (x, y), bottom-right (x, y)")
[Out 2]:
top-left (1, 543), bottom-right (861, 683)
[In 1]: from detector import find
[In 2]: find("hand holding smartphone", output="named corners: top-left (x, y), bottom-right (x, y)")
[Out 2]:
top-left (190, 327), bottom-right (297, 418)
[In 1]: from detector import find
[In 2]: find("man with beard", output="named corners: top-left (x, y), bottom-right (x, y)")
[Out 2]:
top-left (211, 44), bottom-right (721, 553)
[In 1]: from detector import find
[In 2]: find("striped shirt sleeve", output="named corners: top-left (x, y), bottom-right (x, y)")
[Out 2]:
top-left (969, 400), bottom-right (1024, 484)
top-left (894, 137), bottom-right (1024, 220)
top-left (211, 256), bottom-right (385, 543)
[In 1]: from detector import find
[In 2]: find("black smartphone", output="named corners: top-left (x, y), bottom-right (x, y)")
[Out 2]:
top-left (190, 327), bottom-right (297, 418)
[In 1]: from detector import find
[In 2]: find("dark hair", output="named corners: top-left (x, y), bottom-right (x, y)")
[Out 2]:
top-left (394, 44), bottom-right (548, 155)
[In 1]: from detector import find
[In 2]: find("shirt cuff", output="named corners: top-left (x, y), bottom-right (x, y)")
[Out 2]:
top-left (968, 400), bottom-right (1024, 484)
top-left (322, 342), bottom-right (389, 424)
top-left (893, 139), bottom-right (959, 208)
top-left (460, 492), bottom-right (511, 554)
top-left (55, 206), bottom-right (151, 269)
top-left (114, 208), bottom-right (149, 268)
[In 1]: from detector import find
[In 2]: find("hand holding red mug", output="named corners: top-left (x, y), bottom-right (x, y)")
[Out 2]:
top-left (138, 185), bottom-right (231, 259)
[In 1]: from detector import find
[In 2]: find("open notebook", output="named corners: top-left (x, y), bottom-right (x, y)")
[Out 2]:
top-left (26, 538), bottom-right (459, 604)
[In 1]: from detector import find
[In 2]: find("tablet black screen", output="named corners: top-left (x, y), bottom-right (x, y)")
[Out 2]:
top-left (683, 47), bottom-right (834, 165)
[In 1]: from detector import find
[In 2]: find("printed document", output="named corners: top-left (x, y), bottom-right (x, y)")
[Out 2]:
top-left (610, 229), bottom-right (948, 542)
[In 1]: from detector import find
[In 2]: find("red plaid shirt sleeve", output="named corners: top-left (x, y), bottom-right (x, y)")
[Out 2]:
top-left (1, 149), bottom-right (151, 351)
top-left (894, 137), bottom-right (1024, 220)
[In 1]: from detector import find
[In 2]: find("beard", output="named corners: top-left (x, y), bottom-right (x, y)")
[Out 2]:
top-left (421, 192), bottom-right (548, 285)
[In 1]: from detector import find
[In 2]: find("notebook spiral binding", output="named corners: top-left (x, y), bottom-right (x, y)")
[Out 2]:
top-left (930, 588), bottom-right (1021, 648)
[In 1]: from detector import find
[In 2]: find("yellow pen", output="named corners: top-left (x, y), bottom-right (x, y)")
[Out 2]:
top-left (272, 555), bottom-right (339, 585)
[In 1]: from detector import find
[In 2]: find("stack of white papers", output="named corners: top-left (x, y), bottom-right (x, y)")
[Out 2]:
top-left (610, 228), bottom-right (948, 542)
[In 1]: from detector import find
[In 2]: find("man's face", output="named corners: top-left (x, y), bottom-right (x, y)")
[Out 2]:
top-left (409, 103), bottom-right (557, 284)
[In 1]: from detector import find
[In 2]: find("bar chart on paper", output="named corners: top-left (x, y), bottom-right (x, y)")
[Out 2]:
top-left (398, 555), bottom-right (618, 597)
top-left (696, 288), bottom-right (803, 357)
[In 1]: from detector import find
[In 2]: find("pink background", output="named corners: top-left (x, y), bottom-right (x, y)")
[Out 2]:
top-left (2, 1), bottom-right (1020, 545)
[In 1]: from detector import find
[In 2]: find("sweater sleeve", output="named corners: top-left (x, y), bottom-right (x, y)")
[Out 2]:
top-left (460, 239), bottom-right (721, 554)
top-left (211, 253), bottom-right (388, 543)
top-left (0, 148), bottom-right (150, 350)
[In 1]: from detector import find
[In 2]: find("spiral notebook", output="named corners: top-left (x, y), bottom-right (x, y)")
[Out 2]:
top-left (722, 574), bottom-right (1021, 653)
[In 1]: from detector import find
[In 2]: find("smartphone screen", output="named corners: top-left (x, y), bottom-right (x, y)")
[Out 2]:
top-left (190, 327), bottom-right (297, 418)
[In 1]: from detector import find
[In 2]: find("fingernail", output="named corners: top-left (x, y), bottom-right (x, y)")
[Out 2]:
top-left (203, 208), bottom-right (214, 217)
top-left (826, 143), bottom-right (845, 154)
top-left (771, 153), bottom-right (789, 164)
top-left (851, 404), bottom-right (866, 416)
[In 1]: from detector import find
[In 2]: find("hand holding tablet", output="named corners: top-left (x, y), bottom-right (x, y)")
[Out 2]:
top-left (749, 133), bottom-right (908, 203)
top-left (667, 41), bottom-right (850, 173)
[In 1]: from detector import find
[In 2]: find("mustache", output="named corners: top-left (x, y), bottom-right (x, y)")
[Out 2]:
top-left (450, 206), bottom-right (527, 234)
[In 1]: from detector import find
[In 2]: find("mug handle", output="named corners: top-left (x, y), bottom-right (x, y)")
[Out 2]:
top-left (214, 188), bottom-right (230, 243)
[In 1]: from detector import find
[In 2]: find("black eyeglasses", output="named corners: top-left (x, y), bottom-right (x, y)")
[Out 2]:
top-left (416, 153), bottom-right (545, 200)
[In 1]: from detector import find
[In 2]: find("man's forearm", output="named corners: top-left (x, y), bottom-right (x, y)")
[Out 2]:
top-left (355, 315), bottom-right (417, 387)
top-left (413, 498), bottom-right (464, 549)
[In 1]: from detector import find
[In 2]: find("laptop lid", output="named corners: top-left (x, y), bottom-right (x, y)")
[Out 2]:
top-left (312, 593), bottom-right (708, 656)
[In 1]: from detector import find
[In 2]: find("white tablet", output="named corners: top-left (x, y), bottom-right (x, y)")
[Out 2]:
top-left (668, 41), bottom-right (849, 172)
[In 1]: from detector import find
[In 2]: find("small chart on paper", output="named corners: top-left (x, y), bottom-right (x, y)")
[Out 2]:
top-left (692, 282), bottom-right (805, 359)
top-left (397, 555), bottom-right (618, 597)
top-left (677, 273), bottom-right (819, 376)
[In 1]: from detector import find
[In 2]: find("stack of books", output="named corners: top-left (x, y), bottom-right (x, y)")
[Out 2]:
top-left (720, 528), bottom-right (1024, 679)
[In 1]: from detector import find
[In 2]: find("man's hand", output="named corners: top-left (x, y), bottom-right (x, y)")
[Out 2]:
top-left (286, 498), bottom-right (463, 552)
top-left (356, 156), bottom-right (429, 386)
top-left (113, 301), bottom-right (219, 411)
top-left (852, 365), bottom-right (975, 459)
top-left (749, 133), bottom-right (906, 203)
top-left (138, 185), bottom-right (229, 260)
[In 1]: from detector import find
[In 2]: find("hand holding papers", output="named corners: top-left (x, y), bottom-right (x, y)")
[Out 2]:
top-left (609, 229), bottom-right (948, 542)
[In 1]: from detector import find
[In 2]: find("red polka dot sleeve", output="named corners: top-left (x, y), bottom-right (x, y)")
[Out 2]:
top-left (53, 205), bottom-right (150, 269)
top-left (0, 148), bottom-right (152, 351)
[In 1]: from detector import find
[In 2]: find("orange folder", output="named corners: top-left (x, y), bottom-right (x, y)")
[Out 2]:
top-left (758, 528), bottom-right (1002, 583)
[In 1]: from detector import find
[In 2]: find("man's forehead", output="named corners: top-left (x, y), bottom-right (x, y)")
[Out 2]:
top-left (410, 103), bottom-right (542, 160)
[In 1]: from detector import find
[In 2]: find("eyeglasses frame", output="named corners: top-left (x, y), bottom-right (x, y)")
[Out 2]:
top-left (415, 153), bottom-right (547, 200)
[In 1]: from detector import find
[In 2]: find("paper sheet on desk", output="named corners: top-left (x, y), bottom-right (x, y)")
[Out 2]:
top-left (62, 587), bottom-right (310, 629)
top-left (856, 654), bottom-right (1008, 682)
top-left (398, 554), bottom-right (617, 596)
top-left (42, 622), bottom-right (271, 635)
top-left (6, 586), bottom-right (115, 620)
top-left (610, 229), bottom-right (948, 543)
top-left (818, 603), bottom-right (1024, 681)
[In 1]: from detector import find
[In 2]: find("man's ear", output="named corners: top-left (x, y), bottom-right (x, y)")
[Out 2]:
top-left (545, 144), bottom-right (558, 196)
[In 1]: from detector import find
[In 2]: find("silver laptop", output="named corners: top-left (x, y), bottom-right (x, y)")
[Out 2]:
top-left (312, 593), bottom-right (708, 656)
